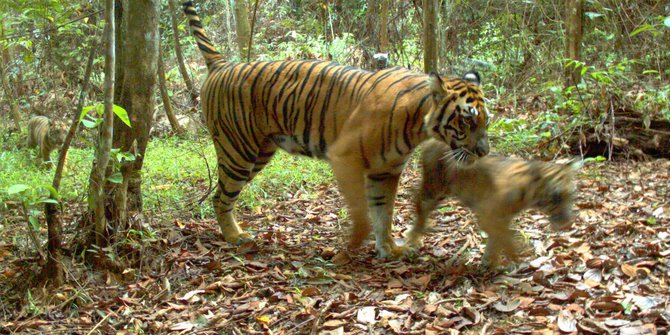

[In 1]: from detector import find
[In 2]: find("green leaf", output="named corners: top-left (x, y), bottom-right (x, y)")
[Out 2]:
top-left (642, 70), bottom-right (659, 75)
top-left (584, 12), bottom-right (603, 20)
top-left (39, 198), bottom-right (59, 204)
top-left (81, 118), bottom-right (98, 129)
top-left (107, 172), bottom-right (124, 184)
top-left (629, 24), bottom-right (653, 37)
top-left (664, 17), bottom-right (670, 28)
top-left (29, 216), bottom-right (40, 230)
top-left (80, 104), bottom-right (99, 121)
top-left (112, 104), bottom-right (131, 127)
top-left (41, 184), bottom-right (60, 199)
top-left (7, 184), bottom-right (30, 195)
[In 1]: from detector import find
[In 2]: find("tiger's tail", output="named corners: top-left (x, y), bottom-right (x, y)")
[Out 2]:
top-left (182, 1), bottom-right (224, 70)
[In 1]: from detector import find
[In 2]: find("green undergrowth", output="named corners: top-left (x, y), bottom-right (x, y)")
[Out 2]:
top-left (0, 131), bottom-right (334, 223)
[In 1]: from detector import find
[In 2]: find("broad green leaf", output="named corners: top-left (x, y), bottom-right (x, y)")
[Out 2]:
top-left (107, 172), bottom-right (124, 184)
top-left (642, 70), bottom-right (659, 75)
top-left (29, 216), bottom-right (40, 230)
top-left (7, 184), bottom-right (30, 195)
top-left (81, 118), bottom-right (98, 129)
top-left (112, 104), bottom-right (131, 127)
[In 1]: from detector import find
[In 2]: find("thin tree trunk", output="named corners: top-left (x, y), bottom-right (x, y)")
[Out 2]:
top-left (44, 38), bottom-right (97, 285)
top-left (379, 0), bottom-right (389, 53)
top-left (246, 0), bottom-right (260, 61)
top-left (110, 0), bottom-right (160, 226)
top-left (158, 40), bottom-right (186, 135)
top-left (0, 24), bottom-right (21, 131)
top-left (225, 0), bottom-right (235, 53)
top-left (168, 0), bottom-right (198, 106)
top-left (565, 0), bottom-right (584, 86)
top-left (365, 0), bottom-right (378, 48)
top-left (91, 0), bottom-right (116, 247)
top-left (423, 0), bottom-right (438, 73)
top-left (233, 0), bottom-right (251, 59)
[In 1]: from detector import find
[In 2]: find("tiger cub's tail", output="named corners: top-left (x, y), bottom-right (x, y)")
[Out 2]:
top-left (182, 1), bottom-right (225, 70)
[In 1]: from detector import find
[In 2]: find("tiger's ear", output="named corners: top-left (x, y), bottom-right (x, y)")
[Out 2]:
top-left (463, 70), bottom-right (481, 86)
top-left (428, 71), bottom-right (446, 98)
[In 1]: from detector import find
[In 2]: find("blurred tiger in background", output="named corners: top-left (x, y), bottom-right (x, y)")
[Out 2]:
top-left (27, 115), bottom-right (67, 167)
top-left (407, 139), bottom-right (579, 268)
top-left (183, 2), bottom-right (491, 257)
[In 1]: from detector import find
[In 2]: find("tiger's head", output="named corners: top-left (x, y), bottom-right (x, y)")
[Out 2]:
top-left (424, 71), bottom-right (489, 165)
top-left (48, 120), bottom-right (67, 146)
top-left (535, 160), bottom-right (581, 231)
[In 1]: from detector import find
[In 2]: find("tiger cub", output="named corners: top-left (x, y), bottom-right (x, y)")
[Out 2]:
top-left (406, 139), bottom-right (578, 268)
top-left (27, 116), bottom-right (67, 166)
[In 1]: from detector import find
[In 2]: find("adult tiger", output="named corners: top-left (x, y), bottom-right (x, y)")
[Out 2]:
top-left (183, 1), bottom-right (490, 257)
top-left (27, 115), bottom-right (67, 167)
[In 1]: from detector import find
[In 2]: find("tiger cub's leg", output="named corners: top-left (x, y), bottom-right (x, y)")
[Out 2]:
top-left (329, 158), bottom-right (372, 252)
top-left (366, 172), bottom-right (406, 258)
top-left (478, 214), bottom-right (518, 269)
top-left (405, 191), bottom-right (441, 250)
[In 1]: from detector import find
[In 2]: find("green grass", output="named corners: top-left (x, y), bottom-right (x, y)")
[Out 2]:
top-left (1, 131), bottom-right (333, 221)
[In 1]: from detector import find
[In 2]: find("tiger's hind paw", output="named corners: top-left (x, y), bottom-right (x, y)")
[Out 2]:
top-left (223, 232), bottom-right (253, 245)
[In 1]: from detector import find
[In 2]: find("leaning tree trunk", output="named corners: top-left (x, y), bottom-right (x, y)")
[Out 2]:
top-left (158, 39), bottom-right (186, 135)
top-left (564, 0), bottom-right (584, 86)
top-left (44, 36), bottom-right (97, 285)
top-left (233, 0), bottom-right (251, 59)
top-left (168, 0), bottom-right (198, 107)
top-left (423, 0), bottom-right (438, 73)
top-left (108, 0), bottom-right (160, 230)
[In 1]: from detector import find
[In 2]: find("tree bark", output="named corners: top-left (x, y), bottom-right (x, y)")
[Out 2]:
top-left (0, 23), bottom-right (22, 131)
top-left (564, 0), bottom-right (584, 86)
top-left (379, 0), bottom-right (389, 53)
top-left (168, 0), bottom-right (198, 107)
top-left (158, 39), bottom-right (186, 135)
top-left (423, 0), bottom-right (438, 73)
top-left (44, 36), bottom-right (97, 285)
top-left (109, 0), bottom-right (160, 228)
top-left (91, 0), bottom-right (116, 246)
top-left (233, 0), bottom-right (251, 59)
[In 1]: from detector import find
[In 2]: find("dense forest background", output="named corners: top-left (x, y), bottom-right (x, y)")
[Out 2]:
top-left (0, 1), bottom-right (669, 334)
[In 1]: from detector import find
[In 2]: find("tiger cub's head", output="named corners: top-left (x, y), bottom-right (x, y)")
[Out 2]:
top-left (532, 160), bottom-right (581, 231)
top-left (424, 71), bottom-right (489, 166)
top-left (48, 120), bottom-right (67, 146)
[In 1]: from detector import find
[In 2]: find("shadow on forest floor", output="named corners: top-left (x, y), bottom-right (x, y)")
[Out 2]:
top-left (1, 159), bottom-right (669, 334)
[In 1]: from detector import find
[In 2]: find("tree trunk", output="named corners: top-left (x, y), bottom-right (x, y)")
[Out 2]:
top-left (113, 0), bottom-right (125, 103)
top-left (423, 0), bottom-right (438, 73)
top-left (564, 0), bottom-right (584, 86)
top-left (158, 40), bottom-right (186, 135)
top-left (90, 0), bottom-right (116, 247)
top-left (44, 37), bottom-right (97, 285)
top-left (379, 0), bottom-right (389, 53)
top-left (108, 0), bottom-right (160, 228)
top-left (233, 0), bottom-right (251, 59)
top-left (0, 23), bottom-right (22, 131)
top-left (168, 0), bottom-right (198, 107)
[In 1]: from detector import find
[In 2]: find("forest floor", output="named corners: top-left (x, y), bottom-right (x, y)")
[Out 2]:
top-left (1, 158), bottom-right (669, 334)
